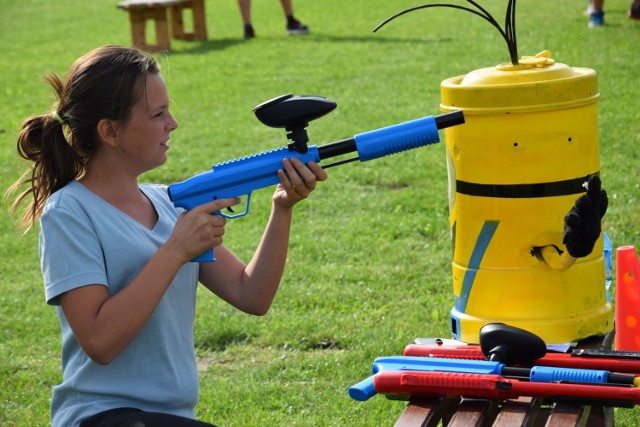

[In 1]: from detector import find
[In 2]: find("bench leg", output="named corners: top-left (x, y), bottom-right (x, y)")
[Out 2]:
top-left (171, 0), bottom-right (207, 41)
top-left (191, 0), bottom-right (207, 40)
top-left (128, 8), bottom-right (171, 52)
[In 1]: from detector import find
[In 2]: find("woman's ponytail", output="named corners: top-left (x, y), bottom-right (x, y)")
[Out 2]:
top-left (9, 111), bottom-right (83, 230)
top-left (5, 45), bottom-right (159, 231)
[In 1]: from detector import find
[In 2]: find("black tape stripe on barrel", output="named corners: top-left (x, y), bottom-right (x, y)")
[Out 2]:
top-left (455, 174), bottom-right (597, 198)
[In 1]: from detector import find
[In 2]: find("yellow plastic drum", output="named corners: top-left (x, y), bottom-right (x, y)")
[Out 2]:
top-left (440, 52), bottom-right (613, 344)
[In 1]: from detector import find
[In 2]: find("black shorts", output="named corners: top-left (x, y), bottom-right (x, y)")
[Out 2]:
top-left (79, 407), bottom-right (217, 427)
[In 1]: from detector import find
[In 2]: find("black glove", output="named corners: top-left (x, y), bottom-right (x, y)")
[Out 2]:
top-left (562, 175), bottom-right (608, 258)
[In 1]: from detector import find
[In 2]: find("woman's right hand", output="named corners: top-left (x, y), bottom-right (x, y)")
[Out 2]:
top-left (167, 198), bottom-right (241, 264)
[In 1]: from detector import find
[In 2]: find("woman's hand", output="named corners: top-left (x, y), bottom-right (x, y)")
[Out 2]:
top-left (273, 158), bottom-right (327, 209)
top-left (198, 160), bottom-right (325, 314)
top-left (166, 197), bottom-right (241, 264)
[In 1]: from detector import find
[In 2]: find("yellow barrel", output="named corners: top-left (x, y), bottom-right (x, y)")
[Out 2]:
top-left (440, 51), bottom-right (613, 344)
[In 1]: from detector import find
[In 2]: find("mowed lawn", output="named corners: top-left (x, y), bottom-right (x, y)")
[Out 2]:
top-left (1, 0), bottom-right (639, 425)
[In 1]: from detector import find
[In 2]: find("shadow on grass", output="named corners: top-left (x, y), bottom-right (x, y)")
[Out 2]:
top-left (168, 33), bottom-right (456, 55)
top-left (195, 330), bottom-right (252, 352)
top-left (169, 38), bottom-right (245, 55)
top-left (310, 33), bottom-right (456, 45)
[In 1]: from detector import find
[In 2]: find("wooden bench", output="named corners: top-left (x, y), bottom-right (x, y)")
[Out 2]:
top-left (395, 395), bottom-right (614, 426)
top-left (394, 333), bottom-right (616, 427)
top-left (117, 0), bottom-right (207, 52)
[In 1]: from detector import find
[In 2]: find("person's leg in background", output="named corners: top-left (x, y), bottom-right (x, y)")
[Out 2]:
top-left (237, 0), bottom-right (309, 39)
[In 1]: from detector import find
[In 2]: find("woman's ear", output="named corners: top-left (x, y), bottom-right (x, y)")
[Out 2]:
top-left (96, 119), bottom-right (119, 149)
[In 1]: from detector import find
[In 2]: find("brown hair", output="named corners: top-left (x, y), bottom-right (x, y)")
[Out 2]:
top-left (6, 45), bottom-right (160, 230)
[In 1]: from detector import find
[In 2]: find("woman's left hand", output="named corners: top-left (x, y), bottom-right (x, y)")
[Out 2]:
top-left (273, 158), bottom-right (327, 209)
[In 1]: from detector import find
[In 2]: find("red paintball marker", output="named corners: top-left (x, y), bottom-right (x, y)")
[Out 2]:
top-left (404, 343), bottom-right (640, 374)
top-left (404, 323), bottom-right (640, 374)
top-left (373, 370), bottom-right (640, 408)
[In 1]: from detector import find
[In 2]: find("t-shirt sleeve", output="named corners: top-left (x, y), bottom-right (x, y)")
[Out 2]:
top-left (40, 204), bottom-right (108, 306)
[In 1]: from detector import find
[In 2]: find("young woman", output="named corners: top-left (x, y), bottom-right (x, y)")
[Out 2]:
top-left (7, 45), bottom-right (327, 427)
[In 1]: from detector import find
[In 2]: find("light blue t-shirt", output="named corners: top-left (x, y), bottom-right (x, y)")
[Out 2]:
top-left (40, 180), bottom-right (200, 427)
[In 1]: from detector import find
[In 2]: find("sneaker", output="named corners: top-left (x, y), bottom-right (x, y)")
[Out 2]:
top-left (286, 19), bottom-right (309, 35)
top-left (629, 3), bottom-right (640, 19)
top-left (589, 9), bottom-right (605, 27)
top-left (244, 24), bottom-right (255, 40)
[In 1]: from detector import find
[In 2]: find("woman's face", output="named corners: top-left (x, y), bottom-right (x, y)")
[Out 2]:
top-left (116, 73), bottom-right (178, 175)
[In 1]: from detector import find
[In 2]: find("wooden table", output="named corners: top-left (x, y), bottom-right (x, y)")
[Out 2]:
top-left (117, 0), bottom-right (207, 52)
top-left (394, 334), bottom-right (616, 427)
top-left (395, 395), bottom-right (613, 426)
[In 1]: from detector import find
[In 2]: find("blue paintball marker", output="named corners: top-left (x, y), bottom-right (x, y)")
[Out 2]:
top-left (168, 94), bottom-right (465, 262)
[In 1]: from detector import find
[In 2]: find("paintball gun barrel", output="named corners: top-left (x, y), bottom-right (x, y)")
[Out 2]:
top-left (168, 94), bottom-right (464, 262)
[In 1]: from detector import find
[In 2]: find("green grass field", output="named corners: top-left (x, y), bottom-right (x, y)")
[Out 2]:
top-left (1, 0), bottom-right (639, 425)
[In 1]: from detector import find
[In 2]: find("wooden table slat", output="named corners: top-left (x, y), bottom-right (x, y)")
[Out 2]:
top-left (448, 398), bottom-right (500, 427)
top-left (545, 402), bottom-right (591, 427)
top-left (395, 397), bottom-right (460, 427)
top-left (492, 397), bottom-right (542, 427)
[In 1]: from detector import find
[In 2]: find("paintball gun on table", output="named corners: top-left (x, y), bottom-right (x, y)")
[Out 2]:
top-left (168, 94), bottom-right (465, 261)
top-left (348, 355), bottom-right (639, 402)
top-left (349, 323), bottom-right (640, 405)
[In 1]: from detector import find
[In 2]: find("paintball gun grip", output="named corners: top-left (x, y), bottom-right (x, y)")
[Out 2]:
top-left (193, 248), bottom-right (215, 263)
top-left (348, 375), bottom-right (377, 401)
top-left (191, 197), bottom-right (254, 262)
top-left (191, 211), bottom-right (223, 263)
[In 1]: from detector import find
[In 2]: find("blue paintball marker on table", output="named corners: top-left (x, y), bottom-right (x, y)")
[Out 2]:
top-left (168, 94), bottom-right (465, 261)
